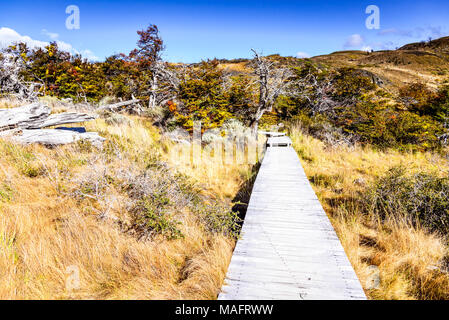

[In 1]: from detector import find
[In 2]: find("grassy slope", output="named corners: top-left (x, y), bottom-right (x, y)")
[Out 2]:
top-left (217, 36), bottom-right (449, 93)
top-left (290, 127), bottom-right (449, 299)
top-left (311, 38), bottom-right (449, 91)
top-left (0, 106), bottom-right (253, 299)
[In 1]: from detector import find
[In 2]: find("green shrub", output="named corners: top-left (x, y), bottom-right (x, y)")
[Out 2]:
top-left (18, 162), bottom-right (44, 178)
top-left (291, 112), bottom-right (357, 146)
top-left (0, 183), bottom-right (13, 202)
top-left (173, 172), bottom-right (241, 238)
top-left (399, 82), bottom-right (434, 111)
top-left (399, 83), bottom-right (449, 124)
top-left (428, 85), bottom-right (449, 123)
top-left (332, 67), bottom-right (376, 99)
top-left (364, 167), bottom-right (449, 235)
top-left (193, 201), bottom-right (241, 239)
top-left (337, 102), bottom-right (443, 150)
top-left (310, 173), bottom-right (344, 188)
top-left (0, 143), bottom-right (45, 178)
top-left (130, 196), bottom-right (183, 240)
top-left (387, 112), bottom-right (442, 150)
top-left (75, 139), bottom-right (95, 153)
top-left (285, 65), bottom-right (448, 151)
top-left (174, 59), bottom-right (234, 130)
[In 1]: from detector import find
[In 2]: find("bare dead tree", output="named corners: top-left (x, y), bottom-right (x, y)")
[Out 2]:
top-left (130, 24), bottom-right (182, 109)
top-left (439, 120), bottom-right (449, 146)
top-left (0, 47), bottom-right (42, 101)
top-left (250, 49), bottom-right (293, 136)
top-left (150, 61), bottom-right (181, 107)
top-left (294, 70), bottom-right (339, 115)
top-left (148, 63), bottom-right (159, 109)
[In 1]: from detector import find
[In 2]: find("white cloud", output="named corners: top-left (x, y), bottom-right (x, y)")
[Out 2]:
top-left (56, 40), bottom-right (75, 53)
top-left (344, 34), bottom-right (364, 48)
top-left (361, 46), bottom-right (372, 52)
top-left (0, 27), bottom-right (98, 61)
top-left (0, 27), bottom-right (48, 49)
top-left (80, 49), bottom-right (99, 61)
top-left (296, 51), bottom-right (310, 58)
top-left (41, 29), bottom-right (59, 40)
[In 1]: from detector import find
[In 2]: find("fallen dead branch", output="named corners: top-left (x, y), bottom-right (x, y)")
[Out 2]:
top-left (98, 99), bottom-right (142, 114)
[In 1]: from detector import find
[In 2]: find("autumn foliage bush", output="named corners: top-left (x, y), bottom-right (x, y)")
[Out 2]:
top-left (336, 101), bottom-right (443, 150)
top-left (287, 64), bottom-right (448, 150)
top-left (174, 60), bottom-right (233, 130)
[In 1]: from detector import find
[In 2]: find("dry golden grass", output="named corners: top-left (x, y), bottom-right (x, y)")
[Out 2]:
top-left (5, 97), bottom-right (448, 299)
top-left (164, 145), bottom-right (254, 200)
top-left (217, 62), bottom-right (252, 74)
top-left (0, 97), bottom-right (21, 109)
top-left (364, 65), bottom-right (442, 91)
top-left (290, 126), bottom-right (449, 300)
top-left (0, 111), bottom-right (250, 300)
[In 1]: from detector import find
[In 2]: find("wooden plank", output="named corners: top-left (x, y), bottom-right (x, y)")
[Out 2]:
top-left (219, 144), bottom-right (366, 300)
top-left (259, 131), bottom-right (286, 137)
top-left (266, 136), bottom-right (292, 147)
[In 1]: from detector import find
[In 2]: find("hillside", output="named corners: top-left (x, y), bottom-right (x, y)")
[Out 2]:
top-left (217, 36), bottom-right (449, 91)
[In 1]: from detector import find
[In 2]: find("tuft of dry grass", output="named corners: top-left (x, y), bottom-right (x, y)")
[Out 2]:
top-left (0, 97), bottom-right (22, 109)
top-left (290, 126), bottom-right (449, 300)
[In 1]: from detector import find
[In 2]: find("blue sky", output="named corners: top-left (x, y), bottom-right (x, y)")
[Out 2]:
top-left (0, 0), bottom-right (448, 62)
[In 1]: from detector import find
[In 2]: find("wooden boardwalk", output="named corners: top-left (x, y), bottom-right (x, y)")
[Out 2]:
top-left (219, 139), bottom-right (366, 300)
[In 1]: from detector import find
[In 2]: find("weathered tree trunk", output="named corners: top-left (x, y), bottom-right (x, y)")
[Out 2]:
top-left (0, 103), bottom-right (51, 131)
top-left (10, 129), bottom-right (105, 147)
top-left (249, 49), bottom-right (292, 140)
top-left (0, 103), bottom-right (96, 131)
top-left (249, 106), bottom-right (268, 139)
top-left (0, 103), bottom-right (104, 146)
top-left (148, 74), bottom-right (158, 109)
top-left (31, 113), bottom-right (97, 129)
